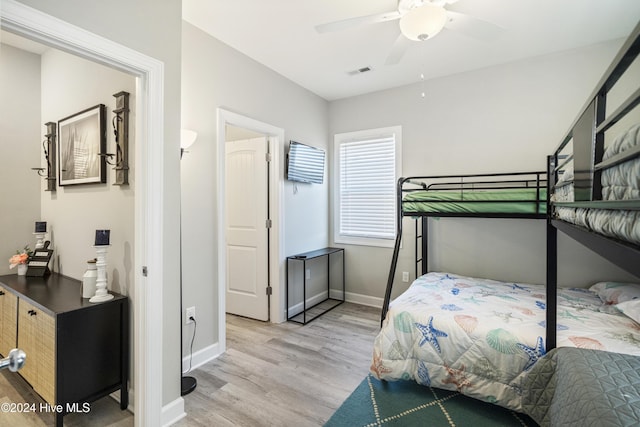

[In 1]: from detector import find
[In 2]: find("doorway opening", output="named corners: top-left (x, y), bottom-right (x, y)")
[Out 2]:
top-left (225, 126), bottom-right (271, 321)
top-left (216, 109), bottom-right (285, 353)
top-left (2, 2), bottom-right (167, 424)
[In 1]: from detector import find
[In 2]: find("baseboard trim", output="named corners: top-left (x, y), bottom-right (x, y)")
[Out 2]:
top-left (329, 289), bottom-right (383, 308)
top-left (161, 396), bottom-right (185, 427)
top-left (182, 342), bottom-right (223, 373)
top-left (286, 290), bottom-right (329, 317)
top-left (345, 291), bottom-right (383, 308)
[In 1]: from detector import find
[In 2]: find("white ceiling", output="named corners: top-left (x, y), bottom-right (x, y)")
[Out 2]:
top-left (183, 0), bottom-right (640, 101)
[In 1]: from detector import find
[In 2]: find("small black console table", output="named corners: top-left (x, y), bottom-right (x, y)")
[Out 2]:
top-left (286, 247), bottom-right (345, 324)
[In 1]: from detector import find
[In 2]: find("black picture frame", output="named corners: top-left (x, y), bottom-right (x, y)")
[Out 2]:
top-left (58, 104), bottom-right (106, 185)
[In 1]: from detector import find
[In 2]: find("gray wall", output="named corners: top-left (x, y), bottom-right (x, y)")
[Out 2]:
top-left (329, 39), bottom-right (638, 301)
top-left (0, 43), bottom-right (41, 275)
top-left (180, 22), bottom-right (329, 356)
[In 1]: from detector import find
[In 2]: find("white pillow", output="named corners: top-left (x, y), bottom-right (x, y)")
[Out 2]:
top-left (589, 281), bottom-right (640, 304)
top-left (616, 299), bottom-right (640, 324)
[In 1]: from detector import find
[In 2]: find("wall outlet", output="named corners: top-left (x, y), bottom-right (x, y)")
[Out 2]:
top-left (402, 272), bottom-right (409, 282)
top-left (305, 268), bottom-right (311, 280)
top-left (186, 306), bottom-right (195, 324)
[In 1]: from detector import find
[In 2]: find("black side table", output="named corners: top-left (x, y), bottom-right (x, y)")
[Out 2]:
top-left (286, 247), bottom-right (345, 324)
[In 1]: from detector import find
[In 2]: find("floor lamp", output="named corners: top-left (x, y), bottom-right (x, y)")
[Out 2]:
top-left (180, 129), bottom-right (198, 396)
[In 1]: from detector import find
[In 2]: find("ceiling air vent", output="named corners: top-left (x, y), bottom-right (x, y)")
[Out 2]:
top-left (347, 66), bottom-right (372, 76)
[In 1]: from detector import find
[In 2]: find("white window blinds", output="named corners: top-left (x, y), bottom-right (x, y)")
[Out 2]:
top-left (338, 134), bottom-right (397, 241)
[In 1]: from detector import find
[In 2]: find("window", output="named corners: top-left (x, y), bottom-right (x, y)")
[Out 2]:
top-left (334, 126), bottom-right (402, 247)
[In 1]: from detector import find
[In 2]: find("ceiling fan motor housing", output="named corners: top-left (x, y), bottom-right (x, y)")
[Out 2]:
top-left (400, 3), bottom-right (448, 41)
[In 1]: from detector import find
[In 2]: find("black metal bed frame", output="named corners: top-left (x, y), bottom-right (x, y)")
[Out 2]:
top-left (546, 18), bottom-right (640, 321)
top-left (381, 19), bottom-right (640, 354)
top-left (381, 171), bottom-right (550, 336)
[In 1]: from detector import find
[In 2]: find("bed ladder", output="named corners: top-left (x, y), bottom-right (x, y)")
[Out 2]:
top-left (381, 178), bottom-right (408, 325)
top-left (415, 217), bottom-right (429, 280)
top-left (382, 230), bottom-right (402, 326)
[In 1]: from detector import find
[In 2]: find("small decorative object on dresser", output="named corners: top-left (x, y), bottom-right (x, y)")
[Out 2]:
top-left (17, 264), bottom-right (28, 276)
top-left (34, 221), bottom-right (47, 249)
top-left (8, 246), bottom-right (33, 276)
top-left (26, 241), bottom-right (53, 277)
top-left (82, 259), bottom-right (98, 299)
top-left (90, 230), bottom-right (114, 303)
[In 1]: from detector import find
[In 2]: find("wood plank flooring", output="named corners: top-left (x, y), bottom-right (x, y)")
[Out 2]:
top-left (176, 302), bottom-right (381, 427)
top-left (0, 302), bottom-right (380, 426)
top-left (0, 368), bottom-right (132, 427)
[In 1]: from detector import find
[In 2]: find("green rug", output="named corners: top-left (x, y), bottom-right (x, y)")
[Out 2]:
top-left (325, 375), bottom-right (538, 426)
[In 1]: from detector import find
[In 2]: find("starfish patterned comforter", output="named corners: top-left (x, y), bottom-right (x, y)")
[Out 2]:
top-left (371, 272), bottom-right (640, 413)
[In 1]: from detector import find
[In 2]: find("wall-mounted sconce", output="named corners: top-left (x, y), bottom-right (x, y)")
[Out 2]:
top-left (31, 122), bottom-right (57, 192)
top-left (180, 129), bottom-right (197, 159)
top-left (99, 91), bottom-right (130, 185)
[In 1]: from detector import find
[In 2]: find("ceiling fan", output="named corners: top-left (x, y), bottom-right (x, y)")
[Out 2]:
top-left (315, 0), bottom-right (503, 65)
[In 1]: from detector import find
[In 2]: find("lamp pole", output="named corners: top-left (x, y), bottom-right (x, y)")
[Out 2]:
top-left (180, 129), bottom-right (197, 396)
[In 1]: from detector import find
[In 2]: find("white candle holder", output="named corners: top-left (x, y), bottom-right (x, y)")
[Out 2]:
top-left (33, 232), bottom-right (47, 249)
top-left (90, 245), bottom-right (114, 303)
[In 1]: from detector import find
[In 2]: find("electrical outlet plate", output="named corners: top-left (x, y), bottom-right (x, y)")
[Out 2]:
top-left (402, 272), bottom-right (409, 282)
top-left (186, 306), bottom-right (195, 324)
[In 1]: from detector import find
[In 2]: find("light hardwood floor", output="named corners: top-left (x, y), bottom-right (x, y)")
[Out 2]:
top-left (0, 369), bottom-right (132, 427)
top-left (0, 302), bottom-right (380, 426)
top-left (176, 302), bottom-right (381, 426)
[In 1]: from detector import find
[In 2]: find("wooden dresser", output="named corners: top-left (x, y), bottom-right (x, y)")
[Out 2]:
top-left (0, 273), bottom-right (129, 426)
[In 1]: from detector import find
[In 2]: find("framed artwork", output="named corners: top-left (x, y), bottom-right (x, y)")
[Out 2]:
top-left (58, 104), bottom-right (106, 185)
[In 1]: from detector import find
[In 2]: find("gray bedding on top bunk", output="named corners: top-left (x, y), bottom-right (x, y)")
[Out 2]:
top-left (602, 123), bottom-right (640, 201)
top-left (522, 347), bottom-right (640, 426)
top-left (553, 123), bottom-right (640, 245)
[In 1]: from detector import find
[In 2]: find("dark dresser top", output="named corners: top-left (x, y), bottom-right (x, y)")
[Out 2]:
top-left (0, 273), bottom-right (126, 316)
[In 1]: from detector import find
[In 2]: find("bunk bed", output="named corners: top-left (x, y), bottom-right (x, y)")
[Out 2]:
top-left (380, 171), bottom-right (548, 327)
top-left (527, 18), bottom-right (640, 426)
top-left (372, 19), bottom-right (640, 421)
top-left (373, 173), bottom-right (555, 412)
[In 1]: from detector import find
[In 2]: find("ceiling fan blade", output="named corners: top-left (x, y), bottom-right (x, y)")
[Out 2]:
top-left (385, 34), bottom-right (412, 65)
top-left (315, 11), bottom-right (401, 34)
top-left (444, 11), bottom-right (504, 41)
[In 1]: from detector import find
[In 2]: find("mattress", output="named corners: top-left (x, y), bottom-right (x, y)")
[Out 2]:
top-left (555, 206), bottom-right (640, 245)
top-left (371, 272), bottom-right (640, 413)
top-left (552, 123), bottom-right (640, 203)
top-left (551, 123), bottom-right (640, 244)
top-left (402, 188), bottom-right (547, 215)
top-left (602, 123), bottom-right (640, 201)
top-left (551, 170), bottom-right (574, 203)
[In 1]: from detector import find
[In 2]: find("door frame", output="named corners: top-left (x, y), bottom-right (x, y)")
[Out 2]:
top-left (216, 109), bottom-right (285, 352)
top-left (2, 1), bottom-right (166, 425)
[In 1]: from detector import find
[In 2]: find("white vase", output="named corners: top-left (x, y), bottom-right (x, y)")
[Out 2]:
top-left (17, 264), bottom-right (28, 276)
top-left (82, 259), bottom-right (98, 298)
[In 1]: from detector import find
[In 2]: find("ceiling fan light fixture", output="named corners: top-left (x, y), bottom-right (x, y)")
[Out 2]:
top-left (400, 4), bottom-right (447, 41)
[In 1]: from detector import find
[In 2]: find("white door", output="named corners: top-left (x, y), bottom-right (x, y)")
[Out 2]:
top-left (225, 137), bottom-right (270, 321)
